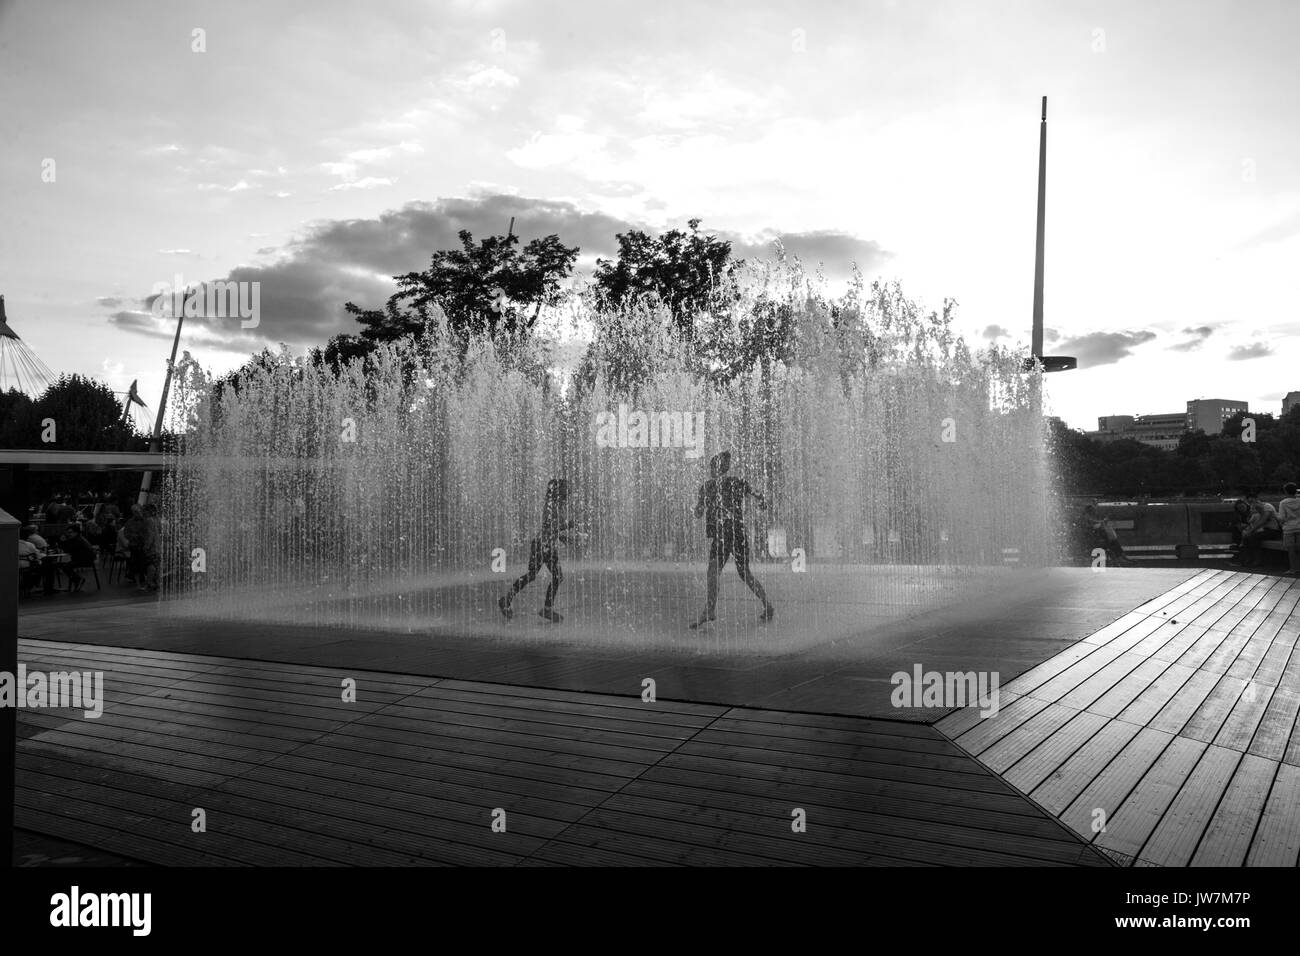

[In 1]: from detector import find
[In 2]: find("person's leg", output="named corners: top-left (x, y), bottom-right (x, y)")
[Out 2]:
top-left (692, 540), bottom-right (724, 627)
top-left (506, 540), bottom-right (542, 600)
top-left (1288, 532), bottom-right (1300, 573)
top-left (1240, 531), bottom-right (1260, 567)
top-left (734, 535), bottom-right (773, 614)
top-left (543, 548), bottom-right (562, 610)
top-left (501, 540), bottom-right (542, 618)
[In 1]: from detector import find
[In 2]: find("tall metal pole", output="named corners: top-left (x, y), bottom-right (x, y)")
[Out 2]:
top-left (1031, 96), bottom-right (1047, 360)
top-left (138, 287), bottom-right (190, 505)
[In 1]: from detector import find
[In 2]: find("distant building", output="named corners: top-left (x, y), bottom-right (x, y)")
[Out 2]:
top-left (1087, 412), bottom-right (1186, 451)
top-left (1186, 398), bottom-right (1249, 435)
top-left (1283, 391), bottom-right (1300, 416)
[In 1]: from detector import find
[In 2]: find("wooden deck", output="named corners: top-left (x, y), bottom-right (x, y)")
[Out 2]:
top-left (13, 639), bottom-right (1108, 866)
top-left (936, 569), bottom-right (1300, 866)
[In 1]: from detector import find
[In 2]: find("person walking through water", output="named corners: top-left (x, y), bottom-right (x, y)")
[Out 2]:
top-left (691, 450), bottom-right (775, 628)
top-left (500, 478), bottom-right (574, 623)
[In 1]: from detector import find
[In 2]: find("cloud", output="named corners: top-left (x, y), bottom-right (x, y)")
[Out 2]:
top-left (1231, 208), bottom-right (1300, 252)
top-left (96, 296), bottom-right (127, 308)
top-left (106, 310), bottom-right (175, 342)
top-left (320, 142), bottom-right (423, 182)
top-left (110, 194), bottom-right (891, 352)
top-left (158, 249), bottom-right (197, 256)
top-left (1227, 342), bottom-right (1273, 360)
top-left (329, 177), bottom-right (395, 191)
top-left (453, 64), bottom-right (520, 91)
top-left (1054, 330), bottom-right (1158, 367)
top-left (1168, 325), bottom-right (1215, 352)
top-left (725, 229), bottom-right (891, 280)
top-left (508, 125), bottom-right (609, 169)
top-left (982, 324), bottom-right (1010, 341)
top-left (197, 181), bottom-right (251, 193)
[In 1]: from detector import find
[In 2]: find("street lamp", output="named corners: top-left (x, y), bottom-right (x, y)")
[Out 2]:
top-left (1024, 97), bottom-right (1077, 375)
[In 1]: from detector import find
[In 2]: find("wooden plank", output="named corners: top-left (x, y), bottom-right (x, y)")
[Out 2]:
top-left (14, 806), bottom-right (237, 867)
top-left (599, 791), bottom-right (1104, 867)
top-left (525, 820), bottom-right (801, 867)
top-left (1000, 644), bottom-right (1106, 699)
top-left (15, 763), bottom-right (342, 866)
top-left (1060, 728), bottom-right (1180, 839)
top-left (1178, 676), bottom-right (1248, 743)
top-left (1137, 744), bottom-right (1241, 867)
top-left (437, 677), bottom-right (728, 719)
top-left (671, 740), bottom-right (1005, 791)
top-left (701, 716), bottom-right (967, 757)
top-left (1246, 639), bottom-right (1295, 687)
top-left (619, 775), bottom-right (1076, 846)
top-left (950, 696), bottom-right (1052, 756)
top-left (718, 707), bottom-right (939, 737)
top-left (1086, 657), bottom-right (1172, 718)
top-left (1003, 711), bottom-right (1111, 794)
top-left (1146, 670), bottom-right (1221, 736)
top-left (1191, 753), bottom-right (1278, 866)
top-left (1088, 735), bottom-right (1205, 862)
top-left (1248, 688), bottom-right (1300, 762)
top-left (1245, 762), bottom-right (1300, 866)
top-left (1030, 719), bottom-right (1146, 815)
top-left (1148, 623), bottom-right (1210, 665)
top-left (1114, 663), bottom-right (1198, 727)
top-left (979, 703), bottom-right (1083, 775)
top-left (1213, 681), bottom-right (1276, 752)
top-left (522, 840), bottom-right (681, 867)
top-left (1057, 652), bottom-right (1150, 711)
top-left (934, 694), bottom-right (1022, 739)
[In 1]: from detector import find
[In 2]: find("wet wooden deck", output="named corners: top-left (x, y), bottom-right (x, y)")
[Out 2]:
top-left (936, 569), bottom-right (1300, 866)
top-left (14, 640), bottom-right (1107, 866)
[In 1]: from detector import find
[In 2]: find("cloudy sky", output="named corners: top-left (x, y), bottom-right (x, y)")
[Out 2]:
top-left (2, 0), bottom-right (1297, 430)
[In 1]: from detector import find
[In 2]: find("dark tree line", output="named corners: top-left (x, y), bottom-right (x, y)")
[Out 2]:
top-left (1050, 408), bottom-right (1300, 497)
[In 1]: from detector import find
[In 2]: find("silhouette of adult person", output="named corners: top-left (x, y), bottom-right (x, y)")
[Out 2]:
top-left (500, 478), bottom-right (574, 623)
top-left (690, 450), bottom-right (775, 628)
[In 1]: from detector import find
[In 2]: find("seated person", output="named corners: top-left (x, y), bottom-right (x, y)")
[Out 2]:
top-left (59, 523), bottom-right (98, 592)
top-left (18, 525), bottom-right (56, 593)
top-left (1079, 505), bottom-right (1134, 566)
top-left (1234, 492), bottom-right (1283, 567)
top-left (18, 533), bottom-right (40, 590)
top-left (1229, 498), bottom-right (1252, 551)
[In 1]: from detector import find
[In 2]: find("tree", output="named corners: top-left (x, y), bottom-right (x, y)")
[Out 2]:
top-left (592, 218), bottom-right (740, 340)
top-left (0, 388), bottom-right (37, 449)
top-left (347, 229), bottom-right (578, 349)
top-left (31, 374), bottom-right (137, 450)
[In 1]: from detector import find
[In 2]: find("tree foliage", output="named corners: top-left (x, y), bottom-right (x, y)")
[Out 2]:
top-left (1049, 406), bottom-right (1300, 497)
top-left (342, 229), bottom-right (579, 357)
top-left (592, 218), bottom-right (740, 340)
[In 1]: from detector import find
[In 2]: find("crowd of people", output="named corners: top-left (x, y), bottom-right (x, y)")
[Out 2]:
top-left (1231, 483), bottom-right (1300, 574)
top-left (16, 491), bottom-right (163, 594)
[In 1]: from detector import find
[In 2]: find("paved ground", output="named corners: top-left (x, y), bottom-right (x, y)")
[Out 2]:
top-left (19, 566), bottom-right (1197, 718)
top-left (937, 569), bottom-right (1300, 866)
top-left (17, 563), bottom-right (1293, 866)
top-left (12, 640), bottom-right (1108, 866)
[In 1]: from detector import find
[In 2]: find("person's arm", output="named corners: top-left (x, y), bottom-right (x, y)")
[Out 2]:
top-left (746, 481), bottom-right (768, 511)
top-left (694, 484), bottom-right (706, 518)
